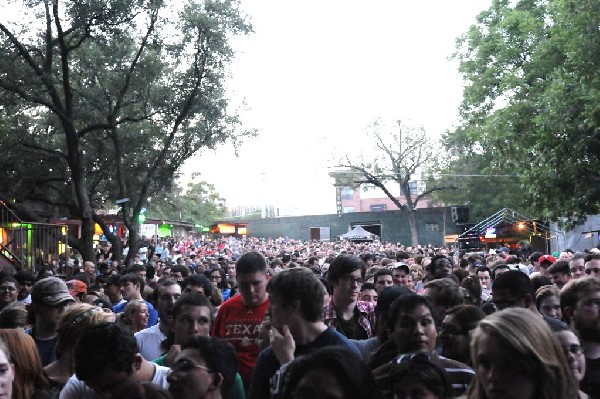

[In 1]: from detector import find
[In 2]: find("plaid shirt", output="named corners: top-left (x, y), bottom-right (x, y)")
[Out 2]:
top-left (322, 300), bottom-right (376, 339)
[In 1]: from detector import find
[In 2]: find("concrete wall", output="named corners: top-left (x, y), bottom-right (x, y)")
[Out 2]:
top-left (246, 207), bottom-right (459, 246)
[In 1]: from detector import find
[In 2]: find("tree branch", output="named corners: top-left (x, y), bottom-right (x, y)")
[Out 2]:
top-left (78, 123), bottom-right (114, 138)
top-left (92, 212), bottom-right (121, 261)
top-left (338, 163), bottom-right (406, 211)
top-left (0, 80), bottom-right (68, 120)
top-left (65, 24), bottom-right (91, 53)
top-left (52, 0), bottom-right (74, 120)
top-left (0, 21), bottom-right (66, 118)
top-left (25, 194), bottom-right (75, 209)
top-left (113, 6), bottom-right (158, 115)
top-left (20, 142), bottom-right (68, 160)
top-left (43, 0), bottom-right (53, 73)
top-left (138, 34), bottom-right (210, 209)
top-left (414, 185), bottom-right (457, 205)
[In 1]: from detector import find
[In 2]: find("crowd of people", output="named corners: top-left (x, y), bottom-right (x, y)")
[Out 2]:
top-left (0, 234), bottom-right (598, 399)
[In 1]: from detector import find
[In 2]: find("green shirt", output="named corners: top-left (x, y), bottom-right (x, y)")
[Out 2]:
top-left (152, 355), bottom-right (245, 399)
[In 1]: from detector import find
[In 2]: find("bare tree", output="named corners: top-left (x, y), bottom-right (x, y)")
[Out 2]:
top-left (336, 120), bottom-right (454, 246)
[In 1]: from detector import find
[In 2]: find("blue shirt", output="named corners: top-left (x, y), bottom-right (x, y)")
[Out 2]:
top-left (25, 328), bottom-right (57, 367)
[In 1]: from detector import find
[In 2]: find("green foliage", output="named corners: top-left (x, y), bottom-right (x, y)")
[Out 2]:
top-left (445, 0), bottom-right (600, 227)
top-left (432, 127), bottom-right (526, 221)
top-left (0, 0), bottom-right (253, 260)
top-left (146, 173), bottom-right (226, 226)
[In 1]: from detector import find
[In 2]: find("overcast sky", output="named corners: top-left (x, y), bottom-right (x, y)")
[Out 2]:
top-left (183, 0), bottom-right (492, 216)
top-left (5, 1), bottom-right (492, 216)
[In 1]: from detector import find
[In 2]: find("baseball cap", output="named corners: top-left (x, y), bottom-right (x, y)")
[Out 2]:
top-left (538, 255), bottom-right (556, 266)
top-left (67, 279), bottom-right (88, 297)
top-left (391, 262), bottom-right (410, 274)
top-left (32, 277), bottom-right (75, 306)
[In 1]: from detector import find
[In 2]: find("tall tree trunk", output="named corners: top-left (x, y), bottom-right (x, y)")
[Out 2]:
top-left (93, 214), bottom-right (122, 263)
top-left (79, 216), bottom-right (95, 262)
top-left (408, 210), bottom-right (419, 247)
top-left (124, 220), bottom-right (140, 267)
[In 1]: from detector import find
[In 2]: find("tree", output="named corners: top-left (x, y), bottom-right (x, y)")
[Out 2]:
top-left (431, 126), bottom-right (527, 221)
top-left (0, 0), bottom-right (253, 263)
top-left (336, 119), bottom-right (454, 247)
top-left (450, 0), bottom-right (600, 227)
top-left (146, 173), bottom-right (227, 226)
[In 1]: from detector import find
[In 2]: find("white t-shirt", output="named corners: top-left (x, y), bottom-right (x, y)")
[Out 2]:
top-left (59, 364), bottom-right (169, 399)
top-left (151, 363), bottom-right (170, 388)
top-left (138, 246), bottom-right (148, 261)
top-left (135, 323), bottom-right (167, 361)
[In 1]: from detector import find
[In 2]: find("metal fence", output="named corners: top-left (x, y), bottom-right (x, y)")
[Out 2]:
top-left (0, 202), bottom-right (68, 273)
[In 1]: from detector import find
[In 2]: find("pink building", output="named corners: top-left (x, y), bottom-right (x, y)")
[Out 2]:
top-left (339, 186), bottom-right (434, 213)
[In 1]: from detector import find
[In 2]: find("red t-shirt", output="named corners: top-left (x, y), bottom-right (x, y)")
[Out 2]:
top-left (211, 294), bottom-right (269, 387)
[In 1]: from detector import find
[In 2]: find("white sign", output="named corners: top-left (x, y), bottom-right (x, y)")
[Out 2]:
top-left (141, 224), bottom-right (157, 239)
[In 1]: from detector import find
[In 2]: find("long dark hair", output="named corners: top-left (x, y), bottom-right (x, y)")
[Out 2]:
top-left (280, 347), bottom-right (381, 399)
top-left (391, 352), bottom-right (452, 399)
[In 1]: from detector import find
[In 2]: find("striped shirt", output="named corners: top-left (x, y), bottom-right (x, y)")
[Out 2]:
top-left (372, 352), bottom-right (475, 398)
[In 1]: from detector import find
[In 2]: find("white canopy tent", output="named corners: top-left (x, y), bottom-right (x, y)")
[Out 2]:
top-left (338, 225), bottom-right (376, 241)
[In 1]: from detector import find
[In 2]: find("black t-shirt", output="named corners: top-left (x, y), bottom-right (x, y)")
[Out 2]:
top-left (582, 357), bottom-right (600, 399)
top-left (247, 327), bottom-right (360, 399)
top-left (335, 307), bottom-right (368, 340)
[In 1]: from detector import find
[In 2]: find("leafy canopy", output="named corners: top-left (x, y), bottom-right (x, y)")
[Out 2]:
top-left (445, 0), bottom-right (600, 226)
top-left (0, 0), bottom-right (253, 260)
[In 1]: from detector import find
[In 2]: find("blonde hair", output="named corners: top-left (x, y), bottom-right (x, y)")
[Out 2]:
top-left (55, 303), bottom-right (115, 359)
top-left (421, 257), bottom-right (432, 269)
top-left (468, 308), bottom-right (577, 399)
top-left (409, 264), bottom-right (424, 279)
top-left (122, 300), bottom-right (148, 330)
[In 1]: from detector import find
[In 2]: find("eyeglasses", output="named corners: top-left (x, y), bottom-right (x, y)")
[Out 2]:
top-left (170, 359), bottom-right (212, 374)
top-left (340, 275), bottom-right (363, 285)
top-left (562, 344), bottom-right (583, 357)
top-left (0, 286), bottom-right (16, 292)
